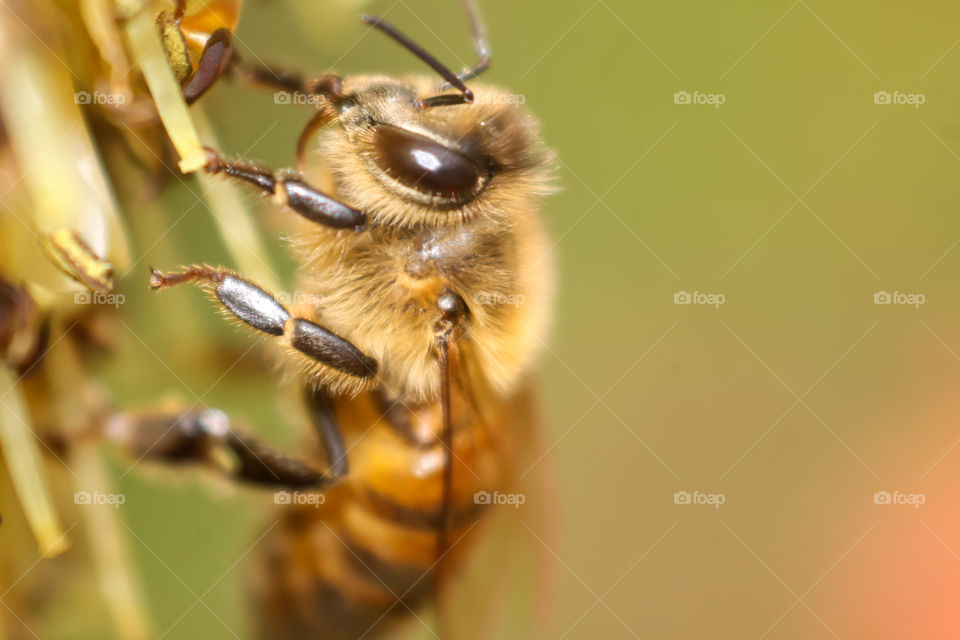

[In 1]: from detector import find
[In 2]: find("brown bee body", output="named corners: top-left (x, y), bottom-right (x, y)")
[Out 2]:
top-left (141, 6), bottom-right (555, 638)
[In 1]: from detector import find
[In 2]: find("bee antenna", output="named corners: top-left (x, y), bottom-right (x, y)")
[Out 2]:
top-left (445, 0), bottom-right (491, 86)
top-left (361, 15), bottom-right (474, 108)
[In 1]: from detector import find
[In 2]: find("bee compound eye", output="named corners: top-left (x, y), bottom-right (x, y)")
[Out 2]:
top-left (373, 125), bottom-right (481, 199)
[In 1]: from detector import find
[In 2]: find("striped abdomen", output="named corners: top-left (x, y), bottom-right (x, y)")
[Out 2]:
top-left (251, 384), bottom-right (512, 640)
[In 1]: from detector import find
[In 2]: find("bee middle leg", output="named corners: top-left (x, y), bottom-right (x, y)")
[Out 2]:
top-left (108, 387), bottom-right (347, 489)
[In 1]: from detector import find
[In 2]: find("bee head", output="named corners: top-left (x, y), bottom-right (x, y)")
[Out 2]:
top-left (308, 76), bottom-right (550, 229)
top-left (297, 15), bottom-right (551, 229)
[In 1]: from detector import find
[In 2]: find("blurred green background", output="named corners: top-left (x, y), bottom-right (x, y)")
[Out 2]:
top-left (10, 0), bottom-right (960, 638)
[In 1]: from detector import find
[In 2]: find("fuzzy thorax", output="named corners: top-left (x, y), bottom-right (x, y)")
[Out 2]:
top-left (286, 75), bottom-right (556, 402)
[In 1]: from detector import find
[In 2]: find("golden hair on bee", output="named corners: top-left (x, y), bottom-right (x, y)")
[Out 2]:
top-left (287, 74), bottom-right (556, 403)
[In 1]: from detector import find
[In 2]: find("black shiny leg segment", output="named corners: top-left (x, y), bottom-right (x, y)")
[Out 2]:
top-left (107, 402), bottom-right (347, 489)
top-left (201, 147), bottom-right (366, 231)
top-left (148, 266), bottom-right (378, 379)
top-left (181, 28), bottom-right (234, 105)
top-left (306, 387), bottom-right (349, 479)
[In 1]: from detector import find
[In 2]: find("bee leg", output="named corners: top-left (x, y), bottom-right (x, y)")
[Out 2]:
top-left (306, 386), bottom-right (349, 479)
top-left (148, 266), bottom-right (378, 380)
top-left (213, 32), bottom-right (343, 98)
top-left (180, 30), bottom-right (339, 105)
top-left (106, 408), bottom-right (342, 489)
top-left (200, 147), bottom-right (366, 231)
top-left (228, 57), bottom-right (339, 97)
top-left (181, 28), bottom-right (234, 105)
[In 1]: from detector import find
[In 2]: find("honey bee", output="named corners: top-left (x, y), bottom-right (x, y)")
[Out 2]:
top-left (109, 1), bottom-right (555, 637)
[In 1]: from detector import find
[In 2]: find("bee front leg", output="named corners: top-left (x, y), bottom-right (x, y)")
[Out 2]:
top-left (180, 28), bottom-right (234, 105)
top-left (180, 28), bottom-right (334, 104)
top-left (200, 147), bottom-right (366, 231)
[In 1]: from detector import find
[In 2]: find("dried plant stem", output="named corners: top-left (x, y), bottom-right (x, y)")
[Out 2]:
top-left (125, 4), bottom-right (278, 288)
top-left (72, 445), bottom-right (153, 640)
top-left (124, 6), bottom-right (207, 173)
top-left (0, 368), bottom-right (68, 557)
